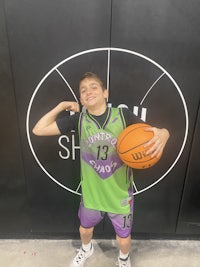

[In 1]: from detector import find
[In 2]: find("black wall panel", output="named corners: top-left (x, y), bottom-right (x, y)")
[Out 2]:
top-left (108, 0), bottom-right (200, 237)
top-left (177, 104), bottom-right (200, 234)
top-left (0, 0), bottom-right (30, 237)
top-left (0, 0), bottom-right (199, 238)
top-left (2, 0), bottom-right (111, 237)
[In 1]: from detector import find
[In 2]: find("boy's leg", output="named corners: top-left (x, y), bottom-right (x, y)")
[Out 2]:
top-left (78, 200), bottom-right (104, 248)
top-left (69, 230), bottom-right (94, 267)
top-left (116, 234), bottom-right (131, 254)
top-left (115, 233), bottom-right (132, 267)
top-left (69, 202), bottom-right (104, 266)
top-left (79, 225), bottom-right (94, 245)
top-left (108, 209), bottom-right (133, 267)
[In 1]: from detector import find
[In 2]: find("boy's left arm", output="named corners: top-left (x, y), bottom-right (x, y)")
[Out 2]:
top-left (144, 127), bottom-right (170, 158)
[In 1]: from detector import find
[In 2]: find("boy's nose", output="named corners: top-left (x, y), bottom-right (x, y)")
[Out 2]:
top-left (86, 88), bottom-right (92, 95)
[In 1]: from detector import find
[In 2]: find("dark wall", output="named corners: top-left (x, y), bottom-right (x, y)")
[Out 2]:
top-left (0, 0), bottom-right (199, 238)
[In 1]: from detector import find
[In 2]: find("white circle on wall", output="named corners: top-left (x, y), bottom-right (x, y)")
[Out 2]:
top-left (26, 47), bottom-right (189, 196)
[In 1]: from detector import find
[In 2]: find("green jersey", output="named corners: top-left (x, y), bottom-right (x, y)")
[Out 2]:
top-left (78, 107), bottom-right (134, 214)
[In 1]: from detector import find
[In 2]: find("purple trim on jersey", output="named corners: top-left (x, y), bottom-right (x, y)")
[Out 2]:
top-left (127, 167), bottom-right (134, 199)
top-left (111, 117), bottom-right (119, 124)
top-left (126, 166), bottom-right (133, 184)
top-left (81, 152), bottom-right (124, 179)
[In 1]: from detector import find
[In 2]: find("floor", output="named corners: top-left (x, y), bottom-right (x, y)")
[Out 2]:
top-left (0, 239), bottom-right (200, 267)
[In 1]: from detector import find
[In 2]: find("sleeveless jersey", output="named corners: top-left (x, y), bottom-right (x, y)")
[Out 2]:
top-left (78, 107), bottom-right (134, 214)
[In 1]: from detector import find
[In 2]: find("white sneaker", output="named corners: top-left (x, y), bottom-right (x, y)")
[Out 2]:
top-left (117, 255), bottom-right (131, 267)
top-left (69, 243), bottom-right (94, 267)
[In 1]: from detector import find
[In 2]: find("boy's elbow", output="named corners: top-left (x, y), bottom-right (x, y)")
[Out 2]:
top-left (166, 128), bottom-right (170, 139)
top-left (163, 128), bottom-right (170, 142)
top-left (32, 126), bottom-right (42, 136)
top-left (32, 127), bottom-right (38, 136)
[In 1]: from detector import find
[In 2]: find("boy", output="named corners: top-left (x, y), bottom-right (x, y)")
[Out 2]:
top-left (33, 72), bottom-right (170, 267)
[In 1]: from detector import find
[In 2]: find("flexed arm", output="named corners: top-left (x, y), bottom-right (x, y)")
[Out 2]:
top-left (32, 101), bottom-right (80, 136)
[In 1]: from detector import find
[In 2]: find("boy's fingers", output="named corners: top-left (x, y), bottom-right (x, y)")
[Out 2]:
top-left (66, 102), bottom-right (80, 112)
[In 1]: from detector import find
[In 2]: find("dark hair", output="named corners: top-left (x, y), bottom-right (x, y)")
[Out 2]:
top-left (79, 72), bottom-right (105, 90)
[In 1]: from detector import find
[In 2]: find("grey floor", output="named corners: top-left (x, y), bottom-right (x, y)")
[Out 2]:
top-left (0, 239), bottom-right (200, 267)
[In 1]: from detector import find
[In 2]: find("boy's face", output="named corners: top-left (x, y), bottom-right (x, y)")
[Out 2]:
top-left (79, 78), bottom-right (108, 109)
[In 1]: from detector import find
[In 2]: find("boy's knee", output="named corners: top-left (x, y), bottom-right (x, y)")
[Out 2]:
top-left (117, 235), bottom-right (131, 246)
top-left (79, 225), bottom-right (94, 236)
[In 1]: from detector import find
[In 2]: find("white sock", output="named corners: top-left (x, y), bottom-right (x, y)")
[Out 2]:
top-left (82, 241), bottom-right (92, 251)
top-left (119, 250), bottom-right (129, 260)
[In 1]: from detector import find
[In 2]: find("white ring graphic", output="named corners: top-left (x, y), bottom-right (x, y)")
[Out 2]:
top-left (26, 47), bottom-right (189, 196)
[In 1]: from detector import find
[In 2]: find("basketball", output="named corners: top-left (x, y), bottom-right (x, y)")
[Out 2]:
top-left (117, 123), bottom-right (161, 169)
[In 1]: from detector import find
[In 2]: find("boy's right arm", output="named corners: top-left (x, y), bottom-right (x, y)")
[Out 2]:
top-left (32, 101), bottom-right (80, 136)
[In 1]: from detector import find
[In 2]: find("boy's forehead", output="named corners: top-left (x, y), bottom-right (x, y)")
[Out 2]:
top-left (79, 78), bottom-right (100, 88)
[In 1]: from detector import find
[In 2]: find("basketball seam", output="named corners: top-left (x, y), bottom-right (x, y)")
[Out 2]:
top-left (123, 158), bottom-right (155, 164)
top-left (118, 140), bottom-right (150, 154)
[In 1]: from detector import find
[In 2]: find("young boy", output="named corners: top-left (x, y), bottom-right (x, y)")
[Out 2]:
top-left (33, 72), bottom-right (170, 267)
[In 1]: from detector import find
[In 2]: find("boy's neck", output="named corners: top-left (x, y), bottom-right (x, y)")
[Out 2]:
top-left (87, 105), bottom-right (107, 116)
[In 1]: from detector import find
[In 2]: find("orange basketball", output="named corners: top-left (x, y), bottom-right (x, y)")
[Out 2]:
top-left (117, 123), bottom-right (161, 169)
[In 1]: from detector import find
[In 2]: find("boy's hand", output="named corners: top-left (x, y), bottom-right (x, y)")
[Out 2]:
top-left (144, 127), bottom-right (170, 158)
top-left (61, 101), bottom-right (80, 112)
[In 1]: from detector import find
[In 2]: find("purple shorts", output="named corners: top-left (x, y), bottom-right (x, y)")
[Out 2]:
top-left (78, 199), bottom-right (134, 238)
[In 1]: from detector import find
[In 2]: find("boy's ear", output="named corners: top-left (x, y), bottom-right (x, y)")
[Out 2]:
top-left (104, 89), bottom-right (109, 99)
top-left (79, 97), bottom-right (83, 106)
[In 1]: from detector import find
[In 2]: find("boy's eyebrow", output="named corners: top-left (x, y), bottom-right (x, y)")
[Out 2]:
top-left (80, 85), bottom-right (87, 90)
top-left (80, 86), bottom-right (85, 89)
top-left (90, 82), bottom-right (98, 86)
top-left (80, 82), bottom-right (98, 90)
